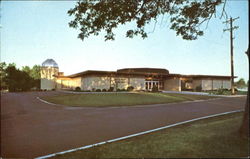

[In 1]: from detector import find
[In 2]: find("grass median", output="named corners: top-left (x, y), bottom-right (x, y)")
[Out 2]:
top-left (51, 112), bottom-right (248, 158)
top-left (41, 92), bottom-right (217, 107)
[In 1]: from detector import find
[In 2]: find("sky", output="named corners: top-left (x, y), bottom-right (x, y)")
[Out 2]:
top-left (1, 1), bottom-right (249, 81)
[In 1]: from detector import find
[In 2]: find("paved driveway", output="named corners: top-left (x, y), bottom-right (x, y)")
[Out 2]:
top-left (0, 91), bottom-right (246, 158)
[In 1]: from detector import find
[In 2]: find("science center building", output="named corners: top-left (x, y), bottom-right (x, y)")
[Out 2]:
top-left (41, 59), bottom-right (232, 92)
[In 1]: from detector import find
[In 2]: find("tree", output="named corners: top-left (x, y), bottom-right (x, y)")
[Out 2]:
top-left (0, 62), bottom-right (8, 90)
top-left (239, 48), bottom-right (249, 137)
top-left (235, 78), bottom-right (247, 89)
top-left (2, 63), bottom-right (41, 92)
top-left (68, 0), bottom-right (226, 41)
top-left (22, 65), bottom-right (41, 89)
top-left (1, 62), bottom-right (16, 90)
top-left (5, 65), bottom-right (33, 92)
top-left (30, 65), bottom-right (41, 89)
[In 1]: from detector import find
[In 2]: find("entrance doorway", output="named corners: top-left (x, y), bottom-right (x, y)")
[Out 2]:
top-left (145, 81), bottom-right (162, 91)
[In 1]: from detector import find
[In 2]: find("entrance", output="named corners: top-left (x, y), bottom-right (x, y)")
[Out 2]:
top-left (145, 81), bottom-right (162, 91)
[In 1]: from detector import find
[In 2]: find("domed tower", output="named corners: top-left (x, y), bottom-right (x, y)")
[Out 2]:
top-left (40, 59), bottom-right (59, 90)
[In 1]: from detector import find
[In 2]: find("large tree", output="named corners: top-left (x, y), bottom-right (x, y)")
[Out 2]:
top-left (235, 78), bottom-right (247, 89)
top-left (22, 65), bottom-right (41, 89)
top-left (1, 63), bottom-right (41, 91)
top-left (68, 0), bottom-right (248, 137)
top-left (68, 0), bottom-right (226, 41)
top-left (5, 65), bottom-right (33, 92)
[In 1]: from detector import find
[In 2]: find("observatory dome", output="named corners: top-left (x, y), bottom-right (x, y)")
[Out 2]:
top-left (42, 59), bottom-right (58, 68)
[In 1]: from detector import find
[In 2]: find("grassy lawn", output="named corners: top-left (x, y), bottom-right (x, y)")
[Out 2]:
top-left (205, 90), bottom-right (248, 95)
top-left (42, 93), bottom-right (217, 107)
top-left (51, 112), bottom-right (248, 158)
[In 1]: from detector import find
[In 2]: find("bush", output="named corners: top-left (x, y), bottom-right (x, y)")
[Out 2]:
top-left (96, 89), bottom-right (101, 92)
top-left (75, 87), bottom-right (81, 92)
top-left (108, 87), bottom-right (114, 92)
top-left (195, 85), bottom-right (202, 92)
top-left (102, 89), bottom-right (107, 92)
top-left (92, 88), bottom-right (96, 91)
top-left (215, 88), bottom-right (231, 95)
top-left (127, 86), bottom-right (134, 91)
top-left (51, 88), bottom-right (56, 91)
top-left (121, 88), bottom-right (126, 91)
top-left (117, 88), bottom-right (121, 92)
top-left (151, 85), bottom-right (158, 92)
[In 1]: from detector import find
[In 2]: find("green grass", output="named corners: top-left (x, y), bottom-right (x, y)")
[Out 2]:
top-left (42, 93), bottom-right (217, 107)
top-left (51, 112), bottom-right (249, 158)
top-left (205, 90), bottom-right (248, 95)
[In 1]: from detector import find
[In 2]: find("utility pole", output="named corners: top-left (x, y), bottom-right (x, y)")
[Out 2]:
top-left (223, 17), bottom-right (239, 95)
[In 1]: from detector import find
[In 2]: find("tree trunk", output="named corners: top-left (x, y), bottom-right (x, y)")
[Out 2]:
top-left (239, 48), bottom-right (249, 137)
top-left (239, 87), bottom-right (249, 137)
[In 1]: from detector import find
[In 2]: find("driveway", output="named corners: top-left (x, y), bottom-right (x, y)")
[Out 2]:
top-left (0, 91), bottom-right (246, 158)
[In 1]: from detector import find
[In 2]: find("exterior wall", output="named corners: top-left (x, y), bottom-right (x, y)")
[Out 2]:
top-left (192, 79), bottom-right (202, 90)
top-left (82, 76), bottom-right (111, 90)
top-left (212, 80), bottom-right (222, 90)
top-left (202, 79), bottom-right (231, 90)
top-left (56, 77), bottom-right (81, 90)
top-left (129, 78), bottom-right (145, 90)
top-left (164, 78), bottom-right (181, 91)
top-left (222, 80), bottom-right (231, 89)
top-left (116, 77), bottom-right (129, 90)
top-left (80, 76), bottom-right (145, 91)
top-left (40, 67), bottom-right (58, 90)
top-left (201, 80), bottom-right (212, 90)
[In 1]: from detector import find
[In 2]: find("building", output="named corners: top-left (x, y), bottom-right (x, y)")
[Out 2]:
top-left (41, 59), bottom-right (233, 91)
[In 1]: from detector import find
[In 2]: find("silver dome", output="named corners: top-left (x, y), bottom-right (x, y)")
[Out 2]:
top-left (42, 59), bottom-right (59, 68)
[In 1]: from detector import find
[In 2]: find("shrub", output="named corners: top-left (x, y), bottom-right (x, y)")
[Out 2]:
top-left (51, 88), bottom-right (56, 91)
top-left (117, 88), bottom-right (121, 91)
top-left (216, 88), bottom-right (229, 95)
top-left (108, 87), bottom-right (114, 92)
top-left (121, 88), bottom-right (126, 91)
top-left (75, 87), bottom-right (81, 92)
top-left (151, 85), bottom-right (158, 92)
top-left (102, 89), bottom-right (107, 92)
top-left (195, 85), bottom-right (202, 92)
top-left (96, 89), bottom-right (101, 92)
top-left (92, 88), bottom-right (96, 91)
top-left (127, 86), bottom-right (134, 91)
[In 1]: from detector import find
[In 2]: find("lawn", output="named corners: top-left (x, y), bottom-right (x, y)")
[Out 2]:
top-left (41, 92), bottom-right (217, 107)
top-left (51, 112), bottom-right (248, 158)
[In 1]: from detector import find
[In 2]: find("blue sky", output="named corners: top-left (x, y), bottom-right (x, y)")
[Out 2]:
top-left (1, 1), bottom-right (249, 81)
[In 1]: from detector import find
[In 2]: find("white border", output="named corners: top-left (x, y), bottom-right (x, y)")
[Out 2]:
top-left (35, 109), bottom-right (244, 159)
top-left (36, 97), bottom-right (58, 106)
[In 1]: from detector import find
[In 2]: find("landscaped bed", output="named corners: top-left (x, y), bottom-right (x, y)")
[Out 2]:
top-left (41, 92), bottom-right (217, 107)
top-left (51, 112), bottom-right (248, 158)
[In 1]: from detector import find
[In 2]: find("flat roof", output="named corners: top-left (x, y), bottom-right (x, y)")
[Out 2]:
top-left (57, 68), bottom-right (233, 79)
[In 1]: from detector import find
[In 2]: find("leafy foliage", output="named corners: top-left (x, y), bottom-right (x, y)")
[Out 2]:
top-left (75, 86), bottom-right (81, 91)
top-left (0, 62), bottom-right (41, 91)
top-left (235, 78), bottom-right (247, 89)
top-left (68, 0), bottom-right (224, 41)
top-left (127, 86), bottom-right (134, 91)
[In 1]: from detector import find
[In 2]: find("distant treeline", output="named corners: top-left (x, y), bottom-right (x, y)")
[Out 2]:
top-left (0, 62), bottom-right (40, 92)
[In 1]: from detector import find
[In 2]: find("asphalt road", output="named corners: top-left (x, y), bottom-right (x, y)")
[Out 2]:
top-left (0, 91), bottom-right (246, 158)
